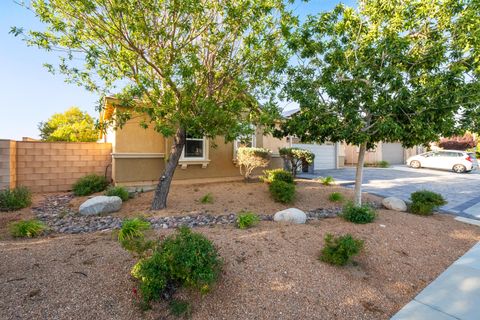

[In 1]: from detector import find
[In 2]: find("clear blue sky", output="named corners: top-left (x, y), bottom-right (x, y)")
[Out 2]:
top-left (0, 0), bottom-right (354, 140)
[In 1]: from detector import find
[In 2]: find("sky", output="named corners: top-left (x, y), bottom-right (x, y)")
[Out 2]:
top-left (0, 0), bottom-right (355, 140)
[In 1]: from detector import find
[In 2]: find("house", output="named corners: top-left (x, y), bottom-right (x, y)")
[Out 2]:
top-left (100, 97), bottom-right (288, 188)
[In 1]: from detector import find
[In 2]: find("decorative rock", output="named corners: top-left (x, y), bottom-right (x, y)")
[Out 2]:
top-left (382, 197), bottom-right (407, 212)
top-left (79, 196), bottom-right (122, 216)
top-left (273, 208), bottom-right (307, 224)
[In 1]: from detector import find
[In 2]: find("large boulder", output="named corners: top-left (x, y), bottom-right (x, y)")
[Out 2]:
top-left (273, 208), bottom-right (307, 224)
top-left (79, 196), bottom-right (122, 216)
top-left (382, 197), bottom-right (407, 212)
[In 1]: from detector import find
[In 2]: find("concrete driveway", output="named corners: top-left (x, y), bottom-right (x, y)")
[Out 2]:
top-left (299, 166), bottom-right (480, 219)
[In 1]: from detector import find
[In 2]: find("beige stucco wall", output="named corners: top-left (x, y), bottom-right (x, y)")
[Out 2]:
top-left (110, 119), bottom-right (288, 186)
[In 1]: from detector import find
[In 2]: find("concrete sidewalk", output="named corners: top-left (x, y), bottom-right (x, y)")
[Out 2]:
top-left (391, 242), bottom-right (480, 320)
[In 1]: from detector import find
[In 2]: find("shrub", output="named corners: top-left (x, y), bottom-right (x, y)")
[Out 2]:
top-left (131, 227), bottom-right (222, 303)
top-left (279, 147), bottom-right (314, 177)
top-left (236, 211), bottom-right (260, 229)
top-left (318, 176), bottom-right (335, 186)
top-left (269, 180), bottom-right (295, 203)
top-left (72, 174), bottom-right (108, 196)
top-left (409, 190), bottom-right (447, 215)
top-left (319, 233), bottom-right (364, 266)
top-left (199, 193), bottom-right (214, 204)
top-left (0, 186), bottom-right (32, 211)
top-left (377, 160), bottom-right (389, 168)
top-left (169, 299), bottom-right (192, 318)
top-left (328, 192), bottom-right (344, 202)
top-left (236, 147), bottom-right (271, 180)
top-left (261, 169), bottom-right (294, 184)
top-left (105, 186), bottom-right (129, 201)
top-left (10, 219), bottom-right (46, 238)
top-left (341, 202), bottom-right (376, 224)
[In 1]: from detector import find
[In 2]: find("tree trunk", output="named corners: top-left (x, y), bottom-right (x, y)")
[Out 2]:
top-left (354, 142), bottom-right (367, 206)
top-left (151, 128), bottom-right (186, 210)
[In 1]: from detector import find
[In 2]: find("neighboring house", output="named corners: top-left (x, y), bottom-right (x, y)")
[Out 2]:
top-left (100, 97), bottom-right (287, 188)
top-left (344, 143), bottom-right (424, 165)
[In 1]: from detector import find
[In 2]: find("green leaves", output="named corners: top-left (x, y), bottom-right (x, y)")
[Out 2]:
top-left (38, 107), bottom-right (98, 142)
top-left (18, 0), bottom-right (294, 141)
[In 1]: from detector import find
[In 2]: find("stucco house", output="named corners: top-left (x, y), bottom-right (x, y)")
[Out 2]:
top-left (101, 97), bottom-right (291, 188)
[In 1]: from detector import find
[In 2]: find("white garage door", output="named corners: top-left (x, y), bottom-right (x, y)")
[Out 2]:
top-left (293, 143), bottom-right (336, 170)
top-left (382, 143), bottom-right (404, 164)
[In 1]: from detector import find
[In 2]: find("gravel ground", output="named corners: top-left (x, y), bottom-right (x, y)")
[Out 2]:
top-left (1, 210), bottom-right (479, 320)
top-left (68, 180), bottom-right (381, 218)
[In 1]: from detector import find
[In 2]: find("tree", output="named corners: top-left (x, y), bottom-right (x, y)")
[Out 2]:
top-left (38, 107), bottom-right (98, 142)
top-left (13, 0), bottom-right (295, 209)
top-left (278, 147), bottom-right (314, 177)
top-left (438, 133), bottom-right (476, 151)
top-left (278, 0), bottom-right (480, 205)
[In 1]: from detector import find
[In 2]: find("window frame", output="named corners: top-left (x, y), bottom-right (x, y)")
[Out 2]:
top-left (181, 135), bottom-right (207, 160)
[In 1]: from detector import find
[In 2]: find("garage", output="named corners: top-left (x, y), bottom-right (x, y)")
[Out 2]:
top-left (381, 143), bottom-right (405, 164)
top-left (293, 143), bottom-right (337, 170)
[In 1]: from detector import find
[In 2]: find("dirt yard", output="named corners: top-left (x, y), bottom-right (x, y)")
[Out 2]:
top-left (69, 180), bottom-right (381, 218)
top-left (1, 210), bottom-right (479, 320)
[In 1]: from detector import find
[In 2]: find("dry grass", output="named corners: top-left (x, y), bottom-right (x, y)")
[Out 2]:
top-left (1, 210), bottom-right (479, 320)
top-left (69, 180), bottom-right (381, 218)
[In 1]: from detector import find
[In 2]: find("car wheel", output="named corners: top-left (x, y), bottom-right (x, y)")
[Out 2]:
top-left (410, 160), bottom-right (421, 169)
top-left (453, 164), bottom-right (466, 173)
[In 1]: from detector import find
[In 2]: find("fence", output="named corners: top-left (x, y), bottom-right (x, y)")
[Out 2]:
top-left (0, 140), bottom-right (112, 193)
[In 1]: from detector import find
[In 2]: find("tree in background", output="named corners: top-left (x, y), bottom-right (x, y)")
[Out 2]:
top-left (278, 0), bottom-right (480, 205)
top-left (439, 133), bottom-right (476, 151)
top-left (38, 107), bottom-right (98, 142)
top-left (14, 0), bottom-right (295, 209)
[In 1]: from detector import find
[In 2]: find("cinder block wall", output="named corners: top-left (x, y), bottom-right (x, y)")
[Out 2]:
top-left (15, 142), bottom-right (112, 192)
top-left (0, 140), bottom-right (17, 190)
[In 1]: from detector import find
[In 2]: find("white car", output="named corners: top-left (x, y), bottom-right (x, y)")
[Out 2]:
top-left (406, 150), bottom-right (478, 173)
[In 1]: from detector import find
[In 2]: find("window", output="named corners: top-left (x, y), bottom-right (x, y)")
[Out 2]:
top-left (183, 134), bottom-right (206, 159)
top-left (234, 126), bottom-right (256, 150)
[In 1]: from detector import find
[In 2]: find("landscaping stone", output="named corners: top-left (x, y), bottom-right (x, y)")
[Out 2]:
top-left (382, 197), bottom-right (407, 212)
top-left (79, 196), bottom-right (122, 216)
top-left (273, 208), bottom-right (307, 224)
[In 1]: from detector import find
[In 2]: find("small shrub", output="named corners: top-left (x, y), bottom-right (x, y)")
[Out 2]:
top-left (279, 147), bottom-right (314, 177)
top-left (169, 299), bottom-right (192, 318)
top-left (73, 174), bottom-right (108, 196)
top-left (320, 233), bottom-right (364, 266)
top-left (318, 176), bottom-right (335, 186)
top-left (118, 218), bottom-right (151, 242)
top-left (261, 169), bottom-right (294, 184)
top-left (341, 202), bottom-right (376, 224)
top-left (409, 190), bottom-right (447, 215)
top-left (131, 227), bottom-right (222, 303)
top-left (0, 186), bottom-right (32, 211)
top-left (236, 211), bottom-right (260, 229)
top-left (105, 186), bottom-right (129, 201)
top-left (328, 192), bottom-right (344, 202)
top-left (10, 219), bottom-right (46, 238)
top-left (269, 180), bottom-right (295, 203)
top-left (377, 160), bottom-right (389, 168)
top-left (199, 193), bottom-right (214, 204)
top-left (236, 147), bottom-right (271, 180)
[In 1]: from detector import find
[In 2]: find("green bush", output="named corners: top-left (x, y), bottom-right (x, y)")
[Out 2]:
top-left (320, 233), bottom-right (364, 266)
top-left (199, 193), bottom-right (214, 204)
top-left (409, 190), bottom-right (447, 215)
top-left (72, 174), bottom-right (108, 196)
top-left (364, 161), bottom-right (390, 168)
top-left (169, 299), bottom-right (192, 318)
top-left (318, 176), bottom-right (335, 186)
top-left (328, 192), bottom-right (344, 202)
top-left (341, 202), bottom-right (376, 224)
top-left (236, 211), bottom-right (260, 229)
top-left (269, 180), bottom-right (295, 203)
top-left (0, 186), bottom-right (32, 211)
top-left (131, 227), bottom-right (222, 303)
top-left (261, 169), bottom-right (294, 184)
top-left (10, 219), bottom-right (46, 238)
top-left (105, 186), bottom-right (130, 201)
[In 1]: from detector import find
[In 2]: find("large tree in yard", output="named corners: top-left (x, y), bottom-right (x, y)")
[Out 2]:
top-left (278, 0), bottom-right (480, 206)
top-left (39, 107), bottom-right (98, 142)
top-left (13, 0), bottom-right (295, 209)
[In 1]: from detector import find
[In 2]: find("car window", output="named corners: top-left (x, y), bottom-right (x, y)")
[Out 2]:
top-left (468, 152), bottom-right (477, 159)
top-left (442, 152), bottom-right (461, 157)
